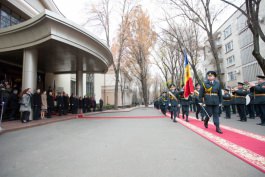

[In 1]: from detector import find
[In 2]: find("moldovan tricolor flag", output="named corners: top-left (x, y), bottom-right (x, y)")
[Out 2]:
top-left (184, 50), bottom-right (194, 98)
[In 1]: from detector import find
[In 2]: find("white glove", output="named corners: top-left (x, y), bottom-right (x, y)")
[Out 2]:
top-left (198, 103), bottom-right (203, 106)
top-left (219, 104), bottom-right (222, 107)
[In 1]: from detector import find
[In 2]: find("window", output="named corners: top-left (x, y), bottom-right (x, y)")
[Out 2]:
top-left (0, 5), bottom-right (24, 28)
top-left (237, 14), bottom-right (248, 32)
top-left (224, 25), bottom-right (232, 39)
top-left (227, 71), bottom-right (237, 81)
top-left (225, 41), bottom-right (233, 53)
top-left (226, 55), bottom-right (235, 67)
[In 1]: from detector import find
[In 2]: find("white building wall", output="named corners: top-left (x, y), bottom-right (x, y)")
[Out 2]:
top-left (94, 73), bottom-right (104, 102)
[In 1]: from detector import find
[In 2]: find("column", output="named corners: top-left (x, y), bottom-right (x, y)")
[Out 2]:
top-left (22, 47), bottom-right (38, 120)
top-left (76, 57), bottom-right (83, 97)
top-left (22, 47), bottom-right (38, 91)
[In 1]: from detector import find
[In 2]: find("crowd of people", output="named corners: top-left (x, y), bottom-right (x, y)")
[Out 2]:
top-left (154, 72), bottom-right (265, 134)
top-left (0, 81), bottom-right (104, 123)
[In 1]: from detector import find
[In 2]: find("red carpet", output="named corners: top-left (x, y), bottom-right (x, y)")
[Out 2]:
top-left (166, 112), bottom-right (265, 173)
top-left (77, 114), bottom-right (167, 119)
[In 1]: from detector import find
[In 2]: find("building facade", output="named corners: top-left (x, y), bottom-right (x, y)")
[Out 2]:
top-left (0, 0), bottom-right (112, 109)
top-left (203, 2), bottom-right (265, 87)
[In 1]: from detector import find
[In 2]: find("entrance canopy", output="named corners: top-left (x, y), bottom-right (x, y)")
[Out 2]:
top-left (0, 10), bottom-right (113, 74)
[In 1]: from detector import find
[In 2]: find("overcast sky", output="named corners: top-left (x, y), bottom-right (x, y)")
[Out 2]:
top-left (53, 0), bottom-right (244, 43)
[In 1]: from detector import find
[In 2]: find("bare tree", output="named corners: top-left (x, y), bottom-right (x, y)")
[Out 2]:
top-left (166, 0), bottom-right (226, 86)
top-left (221, 0), bottom-right (265, 74)
top-left (84, 0), bottom-right (111, 46)
top-left (153, 33), bottom-right (183, 88)
top-left (126, 6), bottom-right (157, 107)
top-left (85, 0), bottom-right (135, 109)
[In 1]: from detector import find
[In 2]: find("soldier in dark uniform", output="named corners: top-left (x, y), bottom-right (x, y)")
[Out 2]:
top-left (194, 83), bottom-right (201, 119)
top-left (199, 71), bottom-right (223, 134)
top-left (168, 84), bottom-right (180, 123)
top-left (179, 89), bottom-right (190, 122)
top-left (232, 82), bottom-right (248, 122)
top-left (246, 90), bottom-right (255, 119)
top-left (159, 91), bottom-right (169, 116)
top-left (222, 89), bottom-right (231, 119)
top-left (249, 75), bottom-right (265, 126)
top-left (32, 89), bottom-right (41, 120)
top-left (56, 92), bottom-right (64, 116)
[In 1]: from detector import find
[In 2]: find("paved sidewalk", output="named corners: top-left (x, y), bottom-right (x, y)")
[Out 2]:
top-left (0, 108), bottom-right (263, 177)
top-left (0, 106), bottom-right (138, 134)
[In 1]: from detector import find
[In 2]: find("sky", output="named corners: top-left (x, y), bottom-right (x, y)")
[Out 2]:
top-left (53, 0), bottom-right (244, 43)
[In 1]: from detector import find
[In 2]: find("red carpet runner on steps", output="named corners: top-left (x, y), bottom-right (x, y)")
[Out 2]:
top-left (166, 112), bottom-right (265, 173)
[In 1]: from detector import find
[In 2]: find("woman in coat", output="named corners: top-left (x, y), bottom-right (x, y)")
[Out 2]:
top-left (19, 88), bottom-right (32, 123)
top-left (41, 91), bottom-right (47, 119)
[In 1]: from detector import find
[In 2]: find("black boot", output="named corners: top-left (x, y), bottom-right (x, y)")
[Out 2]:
top-left (204, 117), bottom-right (209, 128)
top-left (186, 115), bottom-right (189, 122)
top-left (216, 124), bottom-right (223, 134)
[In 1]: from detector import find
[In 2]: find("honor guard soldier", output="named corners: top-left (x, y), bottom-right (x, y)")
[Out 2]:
top-left (222, 89), bottom-right (231, 119)
top-left (159, 91), bottom-right (169, 116)
top-left (168, 84), bottom-right (180, 123)
top-left (194, 83), bottom-right (202, 120)
top-left (199, 71), bottom-right (223, 134)
top-left (249, 75), bottom-right (265, 126)
top-left (179, 89), bottom-right (191, 122)
top-left (232, 82), bottom-right (248, 122)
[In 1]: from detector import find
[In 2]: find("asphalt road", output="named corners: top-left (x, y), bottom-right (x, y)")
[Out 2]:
top-left (0, 108), bottom-right (264, 177)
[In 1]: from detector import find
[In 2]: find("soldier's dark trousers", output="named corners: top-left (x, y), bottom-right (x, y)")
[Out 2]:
top-left (195, 104), bottom-right (201, 119)
top-left (237, 104), bottom-right (247, 121)
top-left (182, 105), bottom-right (189, 117)
top-left (160, 106), bottom-right (167, 115)
top-left (205, 105), bottom-right (220, 125)
top-left (256, 104), bottom-right (265, 124)
top-left (232, 104), bottom-right (236, 114)
top-left (247, 104), bottom-right (255, 118)
top-left (171, 106), bottom-right (178, 121)
top-left (224, 105), bottom-right (231, 118)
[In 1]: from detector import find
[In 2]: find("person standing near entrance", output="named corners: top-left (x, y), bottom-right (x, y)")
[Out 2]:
top-left (99, 98), bottom-right (104, 111)
top-left (41, 91), bottom-right (47, 119)
top-left (222, 89), bottom-right (231, 119)
top-left (249, 75), bottom-right (265, 126)
top-left (199, 71), bottom-right (223, 134)
top-left (19, 88), bottom-right (32, 123)
top-left (32, 89), bottom-right (41, 120)
top-left (47, 91), bottom-right (54, 118)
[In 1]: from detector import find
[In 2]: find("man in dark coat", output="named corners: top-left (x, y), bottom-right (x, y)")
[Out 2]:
top-left (47, 91), bottom-right (54, 118)
top-left (56, 92), bottom-right (64, 116)
top-left (232, 82), bottom-right (248, 122)
top-left (99, 98), bottom-right (104, 111)
top-left (249, 75), bottom-right (265, 126)
top-left (32, 89), bottom-right (41, 120)
top-left (222, 89), bottom-right (231, 119)
top-left (63, 93), bottom-right (69, 115)
top-left (199, 71), bottom-right (223, 134)
top-left (8, 89), bottom-right (19, 120)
